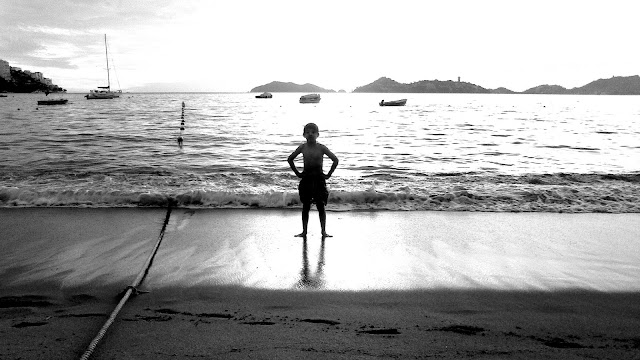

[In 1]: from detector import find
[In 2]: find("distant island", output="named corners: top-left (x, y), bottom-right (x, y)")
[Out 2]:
top-left (251, 81), bottom-right (337, 93)
top-left (4, 55), bottom-right (639, 96)
top-left (353, 77), bottom-right (490, 94)
top-left (0, 59), bottom-right (65, 93)
top-left (251, 75), bottom-right (640, 95)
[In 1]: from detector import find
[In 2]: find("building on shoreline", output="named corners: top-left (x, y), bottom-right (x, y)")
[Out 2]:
top-left (0, 58), bottom-right (65, 92)
top-left (0, 59), bottom-right (10, 81)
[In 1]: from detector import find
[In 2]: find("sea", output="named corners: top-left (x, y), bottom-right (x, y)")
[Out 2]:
top-left (1, 92), bottom-right (639, 212)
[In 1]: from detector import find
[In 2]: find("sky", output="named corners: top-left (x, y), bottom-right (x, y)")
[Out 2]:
top-left (1, 0), bottom-right (638, 93)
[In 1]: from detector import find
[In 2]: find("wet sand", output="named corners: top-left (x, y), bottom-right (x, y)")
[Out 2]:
top-left (1, 208), bottom-right (640, 359)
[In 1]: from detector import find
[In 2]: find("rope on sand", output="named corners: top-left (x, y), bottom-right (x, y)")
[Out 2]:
top-left (79, 202), bottom-right (174, 360)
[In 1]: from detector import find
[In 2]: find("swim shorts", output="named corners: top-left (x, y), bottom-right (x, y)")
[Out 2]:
top-left (298, 174), bottom-right (329, 205)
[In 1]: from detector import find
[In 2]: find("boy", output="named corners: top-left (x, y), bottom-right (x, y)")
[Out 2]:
top-left (288, 123), bottom-right (339, 238)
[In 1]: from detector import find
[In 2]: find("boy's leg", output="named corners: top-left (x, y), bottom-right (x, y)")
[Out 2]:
top-left (296, 202), bottom-right (311, 237)
top-left (317, 201), bottom-right (331, 238)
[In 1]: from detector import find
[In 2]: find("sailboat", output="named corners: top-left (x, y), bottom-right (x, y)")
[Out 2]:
top-left (85, 34), bottom-right (122, 99)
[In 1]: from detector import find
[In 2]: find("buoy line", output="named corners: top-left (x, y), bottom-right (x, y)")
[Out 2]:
top-left (79, 202), bottom-right (174, 360)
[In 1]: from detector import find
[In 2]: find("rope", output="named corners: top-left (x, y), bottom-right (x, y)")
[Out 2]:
top-left (79, 203), bottom-right (173, 360)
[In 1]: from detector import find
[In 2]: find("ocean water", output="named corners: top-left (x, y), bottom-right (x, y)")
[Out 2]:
top-left (1, 92), bottom-right (639, 212)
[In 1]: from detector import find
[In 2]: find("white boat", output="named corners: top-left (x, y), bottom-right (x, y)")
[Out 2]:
top-left (85, 35), bottom-right (122, 100)
top-left (255, 92), bottom-right (272, 98)
top-left (300, 93), bottom-right (321, 103)
top-left (379, 99), bottom-right (407, 106)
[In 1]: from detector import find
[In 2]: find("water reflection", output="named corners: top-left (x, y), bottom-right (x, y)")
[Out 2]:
top-left (296, 237), bottom-right (326, 289)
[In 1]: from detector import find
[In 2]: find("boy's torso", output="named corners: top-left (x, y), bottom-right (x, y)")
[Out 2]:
top-left (302, 143), bottom-right (324, 175)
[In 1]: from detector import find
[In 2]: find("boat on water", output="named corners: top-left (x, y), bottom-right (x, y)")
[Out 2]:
top-left (37, 99), bottom-right (68, 105)
top-left (380, 99), bottom-right (407, 106)
top-left (85, 34), bottom-right (122, 100)
top-left (255, 92), bottom-right (273, 98)
top-left (300, 93), bottom-right (321, 103)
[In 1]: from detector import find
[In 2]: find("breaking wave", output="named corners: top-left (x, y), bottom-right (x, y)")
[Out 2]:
top-left (2, 172), bottom-right (638, 213)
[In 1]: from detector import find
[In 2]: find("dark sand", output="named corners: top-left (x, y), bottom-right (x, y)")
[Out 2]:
top-left (1, 208), bottom-right (639, 359)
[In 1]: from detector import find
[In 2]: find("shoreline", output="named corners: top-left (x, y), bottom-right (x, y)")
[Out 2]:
top-left (2, 208), bottom-right (640, 358)
top-left (2, 208), bottom-right (640, 292)
top-left (3, 287), bottom-right (640, 359)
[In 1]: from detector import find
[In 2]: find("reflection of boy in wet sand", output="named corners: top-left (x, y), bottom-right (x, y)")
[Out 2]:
top-left (288, 123), bottom-right (339, 238)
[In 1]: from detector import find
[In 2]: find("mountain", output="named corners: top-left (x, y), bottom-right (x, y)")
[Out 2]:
top-left (490, 87), bottom-right (517, 94)
top-left (352, 77), bottom-right (491, 93)
top-left (250, 75), bottom-right (640, 95)
top-left (523, 84), bottom-right (569, 94)
top-left (250, 81), bottom-right (335, 93)
top-left (351, 77), bottom-right (405, 92)
top-left (569, 75), bottom-right (640, 95)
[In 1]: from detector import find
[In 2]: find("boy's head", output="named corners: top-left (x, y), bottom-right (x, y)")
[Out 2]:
top-left (303, 123), bottom-right (320, 142)
top-left (303, 123), bottom-right (319, 135)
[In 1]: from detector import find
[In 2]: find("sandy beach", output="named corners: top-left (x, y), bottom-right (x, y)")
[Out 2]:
top-left (1, 208), bottom-right (640, 359)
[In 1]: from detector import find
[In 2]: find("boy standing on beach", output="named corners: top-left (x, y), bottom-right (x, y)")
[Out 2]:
top-left (288, 123), bottom-right (339, 238)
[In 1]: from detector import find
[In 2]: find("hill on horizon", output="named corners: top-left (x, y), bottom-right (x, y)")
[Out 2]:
top-left (572, 75), bottom-right (640, 95)
top-left (250, 81), bottom-right (335, 93)
top-left (249, 75), bottom-right (640, 95)
top-left (352, 77), bottom-right (491, 93)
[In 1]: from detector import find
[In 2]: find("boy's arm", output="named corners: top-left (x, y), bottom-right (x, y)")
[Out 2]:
top-left (323, 146), bottom-right (339, 178)
top-left (288, 145), bottom-right (303, 178)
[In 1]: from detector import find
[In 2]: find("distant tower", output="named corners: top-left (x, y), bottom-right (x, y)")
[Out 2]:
top-left (458, 76), bottom-right (461, 82)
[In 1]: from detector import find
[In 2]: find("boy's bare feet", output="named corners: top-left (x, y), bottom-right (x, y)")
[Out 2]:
top-left (294, 233), bottom-right (306, 238)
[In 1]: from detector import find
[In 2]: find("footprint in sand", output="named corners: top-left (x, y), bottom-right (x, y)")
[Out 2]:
top-left (358, 328), bottom-right (401, 335)
top-left (12, 321), bottom-right (48, 328)
top-left (175, 210), bottom-right (196, 230)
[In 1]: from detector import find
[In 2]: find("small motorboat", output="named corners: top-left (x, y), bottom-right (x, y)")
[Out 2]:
top-left (37, 99), bottom-right (68, 105)
top-left (255, 92), bottom-right (273, 98)
top-left (300, 93), bottom-right (321, 103)
top-left (379, 99), bottom-right (407, 106)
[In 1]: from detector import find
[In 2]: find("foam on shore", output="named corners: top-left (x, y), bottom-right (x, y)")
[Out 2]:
top-left (1, 172), bottom-right (639, 212)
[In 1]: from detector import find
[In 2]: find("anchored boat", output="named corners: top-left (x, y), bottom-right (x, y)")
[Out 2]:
top-left (37, 99), bottom-right (68, 105)
top-left (379, 99), bottom-right (407, 106)
top-left (85, 34), bottom-right (122, 99)
top-left (255, 92), bottom-right (273, 98)
top-left (300, 93), bottom-right (321, 103)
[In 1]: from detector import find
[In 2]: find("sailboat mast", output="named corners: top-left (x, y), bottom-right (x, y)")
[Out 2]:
top-left (104, 34), bottom-right (111, 90)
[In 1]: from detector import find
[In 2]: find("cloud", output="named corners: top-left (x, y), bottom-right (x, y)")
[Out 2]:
top-left (20, 57), bottom-right (79, 70)
top-left (18, 25), bottom-right (87, 36)
top-left (1, 0), bottom-right (178, 30)
top-left (1, 0), bottom-right (638, 93)
top-left (0, 31), bottom-right (81, 70)
top-left (0, 35), bottom-right (45, 58)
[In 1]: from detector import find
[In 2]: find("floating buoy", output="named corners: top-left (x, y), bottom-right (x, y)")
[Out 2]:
top-left (177, 101), bottom-right (186, 148)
